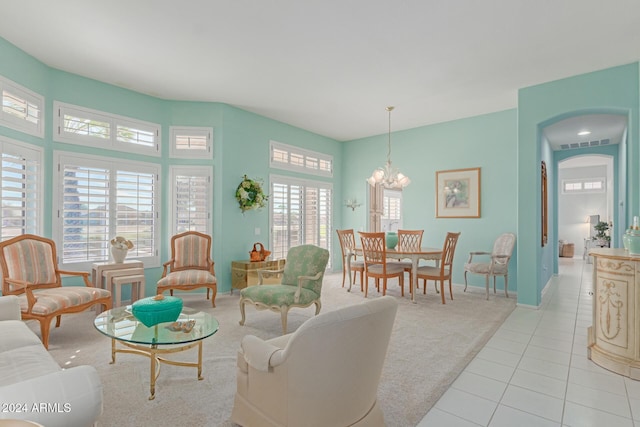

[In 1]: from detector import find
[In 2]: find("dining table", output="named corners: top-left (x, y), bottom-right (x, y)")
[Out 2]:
top-left (346, 246), bottom-right (443, 303)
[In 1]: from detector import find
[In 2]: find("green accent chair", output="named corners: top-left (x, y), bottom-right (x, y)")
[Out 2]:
top-left (238, 244), bottom-right (330, 334)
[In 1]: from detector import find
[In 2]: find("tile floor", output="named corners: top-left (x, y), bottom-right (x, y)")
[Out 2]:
top-left (418, 257), bottom-right (640, 426)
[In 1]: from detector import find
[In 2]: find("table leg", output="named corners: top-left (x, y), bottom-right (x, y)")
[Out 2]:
top-left (149, 345), bottom-right (157, 400)
top-left (197, 341), bottom-right (204, 380)
top-left (110, 338), bottom-right (116, 364)
top-left (411, 257), bottom-right (418, 303)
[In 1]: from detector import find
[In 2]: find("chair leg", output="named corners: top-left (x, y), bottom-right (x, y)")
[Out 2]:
top-left (440, 281), bottom-right (446, 304)
top-left (382, 278), bottom-right (387, 296)
top-left (280, 308), bottom-right (288, 334)
top-left (434, 282), bottom-right (439, 293)
top-left (493, 276), bottom-right (497, 294)
top-left (464, 271), bottom-right (468, 292)
top-left (359, 271), bottom-right (364, 292)
top-left (341, 267), bottom-right (346, 288)
top-left (207, 288), bottom-right (210, 299)
top-left (449, 278), bottom-right (453, 301)
top-left (423, 279), bottom-right (426, 294)
top-left (238, 299), bottom-right (246, 326)
top-left (400, 276), bottom-right (405, 297)
top-left (40, 318), bottom-right (52, 350)
top-left (364, 273), bottom-right (369, 298)
top-left (55, 315), bottom-right (61, 328)
top-left (209, 286), bottom-right (217, 307)
top-left (486, 275), bottom-right (490, 300)
top-left (504, 275), bottom-right (509, 298)
top-left (314, 301), bottom-right (321, 315)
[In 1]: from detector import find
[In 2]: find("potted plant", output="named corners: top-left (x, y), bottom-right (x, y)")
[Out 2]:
top-left (592, 221), bottom-right (611, 247)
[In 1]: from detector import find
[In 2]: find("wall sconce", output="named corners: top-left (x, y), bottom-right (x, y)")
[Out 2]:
top-left (345, 198), bottom-right (362, 211)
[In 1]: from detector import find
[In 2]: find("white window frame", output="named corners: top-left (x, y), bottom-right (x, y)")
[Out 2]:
top-left (270, 140), bottom-right (333, 177)
top-left (0, 137), bottom-right (43, 239)
top-left (562, 177), bottom-right (606, 194)
top-left (0, 75), bottom-right (44, 138)
top-left (52, 151), bottom-right (161, 269)
top-left (53, 101), bottom-right (161, 157)
top-left (169, 126), bottom-right (213, 159)
top-left (269, 174), bottom-right (332, 267)
top-left (169, 165), bottom-right (213, 235)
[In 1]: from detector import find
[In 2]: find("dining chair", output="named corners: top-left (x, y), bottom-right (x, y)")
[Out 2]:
top-left (393, 229), bottom-right (424, 289)
top-left (359, 232), bottom-right (405, 297)
top-left (464, 232), bottom-right (516, 299)
top-left (416, 232), bottom-right (461, 304)
top-left (336, 229), bottom-right (365, 291)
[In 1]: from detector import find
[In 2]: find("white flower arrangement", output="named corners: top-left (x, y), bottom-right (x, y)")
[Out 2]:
top-left (236, 175), bottom-right (268, 212)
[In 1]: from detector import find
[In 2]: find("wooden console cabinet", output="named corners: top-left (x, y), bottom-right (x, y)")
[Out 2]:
top-left (588, 248), bottom-right (640, 379)
top-left (231, 259), bottom-right (286, 293)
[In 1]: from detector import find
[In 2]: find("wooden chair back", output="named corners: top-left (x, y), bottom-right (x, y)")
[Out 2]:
top-left (397, 229), bottom-right (423, 251)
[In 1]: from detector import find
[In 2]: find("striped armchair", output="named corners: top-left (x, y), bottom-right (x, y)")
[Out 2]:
top-left (156, 231), bottom-right (217, 307)
top-left (0, 234), bottom-right (112, 349)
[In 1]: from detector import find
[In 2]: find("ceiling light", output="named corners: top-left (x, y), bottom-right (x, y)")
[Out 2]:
top-left (367, 106), bottom-right (410, 189)
top-left (578, 130), bottom-right (591, 136)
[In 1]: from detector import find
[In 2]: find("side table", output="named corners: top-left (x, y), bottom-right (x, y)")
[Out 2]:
top-left (92, 260), bottom-right (145, 307)
top-left (231, 259), bottom-right (285, 293)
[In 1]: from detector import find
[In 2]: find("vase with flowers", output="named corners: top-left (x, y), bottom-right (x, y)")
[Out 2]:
top-left (110, 236), bottom-right (134, 263)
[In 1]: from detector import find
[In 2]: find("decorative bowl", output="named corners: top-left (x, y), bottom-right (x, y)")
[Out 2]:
top-left (132, 295), bottom-right (183, 327)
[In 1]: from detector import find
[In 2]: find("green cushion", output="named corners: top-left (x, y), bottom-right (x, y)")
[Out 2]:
top-left (241, 285), bottom-right (319, 307)
top-left (132, 296), bottom-right (183, 327)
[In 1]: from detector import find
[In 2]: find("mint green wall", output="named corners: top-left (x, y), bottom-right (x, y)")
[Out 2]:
top-left (518, 63), bottom-right (640, 306)
top-left (0, 37), bottom-right (343, 294)
top-left (342, 109), bottom-right (519, 291)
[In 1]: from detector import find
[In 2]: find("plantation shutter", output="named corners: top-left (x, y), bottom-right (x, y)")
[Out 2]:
top-left (1, 144), bottom-right (41, 239)
top-left (174, 172), bottom-right (210, 234)
top-left (116, 169), bottom-right (157, 258)
top-left (61, 162), bottom-right (110, 263)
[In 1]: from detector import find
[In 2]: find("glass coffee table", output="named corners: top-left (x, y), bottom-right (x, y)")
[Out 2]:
top-left (94, 306), bottom-right (219, 400)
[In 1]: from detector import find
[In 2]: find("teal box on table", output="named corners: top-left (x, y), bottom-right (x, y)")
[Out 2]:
top-left (132, 295), bottom-right (183, 327)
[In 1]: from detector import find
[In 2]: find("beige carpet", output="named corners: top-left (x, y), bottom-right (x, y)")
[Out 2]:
top-left (34, 273), bottom-right (515, 427)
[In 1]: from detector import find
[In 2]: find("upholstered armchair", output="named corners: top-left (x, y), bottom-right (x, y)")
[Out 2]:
top-left (0, 234), bottom-right (112, 349)
top-left (157, 231), bottom-right (217, 307)
top-left (231, 296), bottom-right (398, 427)
top-left (238, 244), bottom-right (330, 334)
top-left (464, 232), bottom-right (516, 299)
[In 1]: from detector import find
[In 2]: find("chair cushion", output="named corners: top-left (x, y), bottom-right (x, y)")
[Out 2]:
top-left (241, 284), bottom-right (319, 307)
top-left (351, 260), bottom-right (365, 270)
top-left (0, 344), bottom-right (61, 387)
top-left (17, 287), bottom-right (111, 316)
top-left (174, 234), bottom-right (210, 269)
top-left (464, 262), bottom-right (508, 275)
top-left (367, 264), bottom-right (405, 275)
top-left (416, 265), bottom-right (450, 277)
top-left (157, 270), bottom-right (216, 288)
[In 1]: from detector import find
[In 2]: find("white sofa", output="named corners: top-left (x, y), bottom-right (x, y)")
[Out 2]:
top-left (0, 295), bottom-right (103, 427)
top-left (231, 295), bottom-right (398, 427)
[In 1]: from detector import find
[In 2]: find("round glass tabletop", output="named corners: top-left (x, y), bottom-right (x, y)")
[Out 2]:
top-left (94, 306), bottom-right (219, 346)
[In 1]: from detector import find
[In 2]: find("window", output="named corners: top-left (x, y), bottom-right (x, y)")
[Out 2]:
top-left (381, 189), bottom-right (403, 231)
top-left (0, 75), bottom-right (44, 138)
top-left (53, 102), bottom-right (161, 156)
top-left (270, 141), bottom-right (333, 177)
top-left (562, 178), bottom-right (605, 194)
top-left (169, 166), bottom-right (212, 234)
top-left (53, 152), bottom-right (160, 268)
top-left (169, 126), bottom-right (213, 159)
top-left (270, 175), bottom-right (332, 267)
top-left (0, 137), bottom-right (42, 239)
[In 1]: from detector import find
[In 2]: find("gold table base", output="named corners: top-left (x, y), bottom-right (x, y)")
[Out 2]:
top-left (110, 337), bottom-right (204, 400)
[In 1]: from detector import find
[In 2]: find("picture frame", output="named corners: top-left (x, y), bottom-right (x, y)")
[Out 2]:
top-left (436, 167), bottom-right (481, 218)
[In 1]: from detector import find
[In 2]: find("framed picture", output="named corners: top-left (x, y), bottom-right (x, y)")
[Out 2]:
top-left (436, 167), bottom-right (481, 218)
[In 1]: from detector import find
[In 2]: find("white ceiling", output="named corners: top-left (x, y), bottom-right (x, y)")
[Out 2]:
top-left (1, 1), bottom-right (639, 141)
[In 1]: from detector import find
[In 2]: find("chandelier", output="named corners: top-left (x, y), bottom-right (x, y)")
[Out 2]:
top-left (367, 106), bottom-right (410, 189)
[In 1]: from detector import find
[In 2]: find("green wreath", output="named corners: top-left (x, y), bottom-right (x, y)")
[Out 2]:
top-left (236, 175), bottom-right (268, 212)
